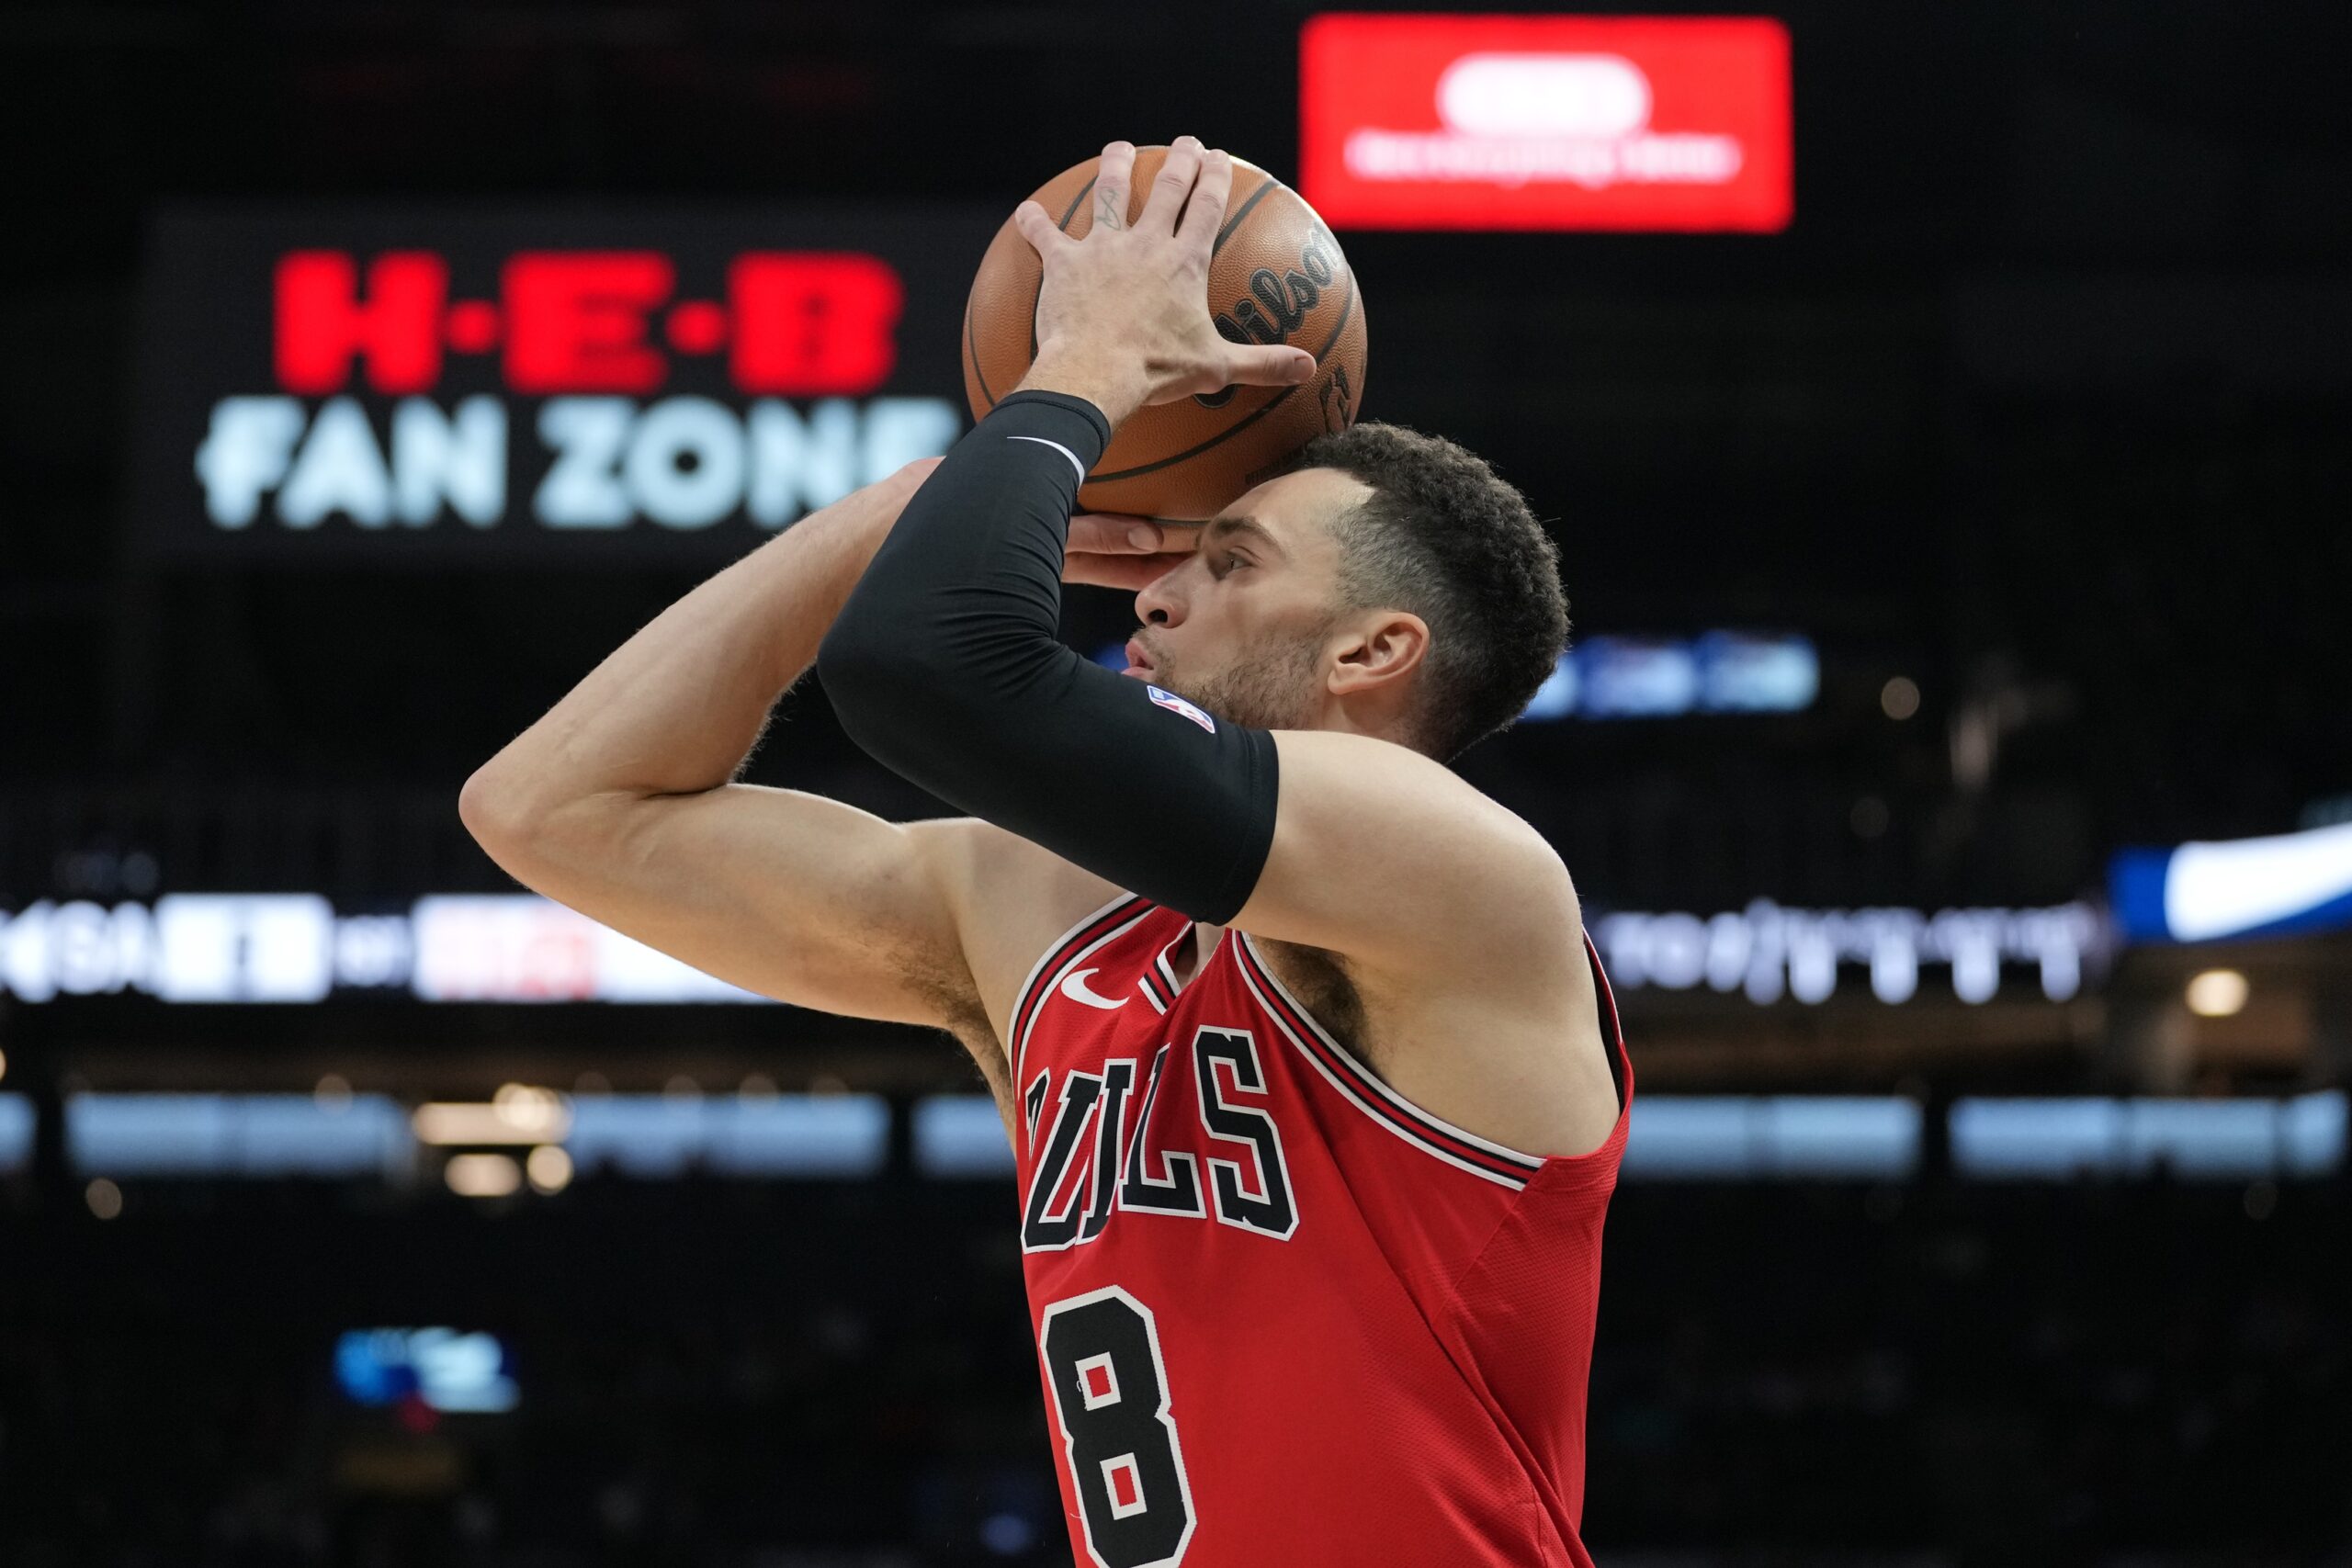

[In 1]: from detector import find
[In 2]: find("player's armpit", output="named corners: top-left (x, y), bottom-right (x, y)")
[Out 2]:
top-left (460, 782), bottom-right (990, 1034)
top-left (1230, 728), bottom-right (1582, 982)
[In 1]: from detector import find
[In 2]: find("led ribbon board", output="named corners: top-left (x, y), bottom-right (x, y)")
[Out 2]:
top-left (1301, 14), bottom-right (1793, 231)
top-left (0, 893), bottom-right (2101, 1007)
top-left (130, 208), bottom-right (1000, 561)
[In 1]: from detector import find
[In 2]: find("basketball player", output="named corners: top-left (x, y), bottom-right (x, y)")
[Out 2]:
top-left (462, 138), bottom-right (1629, 1567)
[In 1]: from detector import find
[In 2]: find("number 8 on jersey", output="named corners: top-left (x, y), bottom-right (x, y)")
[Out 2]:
top-left (1039, 1286), bottom-right (1197, 1568)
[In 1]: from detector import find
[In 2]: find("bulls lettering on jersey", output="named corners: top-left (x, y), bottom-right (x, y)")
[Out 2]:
top-left (1007, 894), bottom-right (1633, 1568)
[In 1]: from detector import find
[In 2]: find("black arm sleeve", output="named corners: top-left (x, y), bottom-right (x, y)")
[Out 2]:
top-left (815, 389), bottom-right (1279, 924)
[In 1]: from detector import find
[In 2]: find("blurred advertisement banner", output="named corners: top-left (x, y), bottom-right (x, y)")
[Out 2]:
top-left (1300, 14), bottom-right (1793, 231)
top-left (131, 208), bottom-right (997, 561)
top-left (2110, 821), bottom-right (2352, 942)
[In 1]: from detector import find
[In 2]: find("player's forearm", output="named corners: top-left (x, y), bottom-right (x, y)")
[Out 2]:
top-left (461, 466), bottom-right (926, 835)
top-left (818, 394), bottom-right (1278, 924)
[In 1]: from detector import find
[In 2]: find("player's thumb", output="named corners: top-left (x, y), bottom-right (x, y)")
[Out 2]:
top-left (1222, 344), bottom-right (1317, 388)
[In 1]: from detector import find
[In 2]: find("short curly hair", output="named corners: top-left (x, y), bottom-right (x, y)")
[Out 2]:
top-left (1275, 423), bottom-right (1569, 761)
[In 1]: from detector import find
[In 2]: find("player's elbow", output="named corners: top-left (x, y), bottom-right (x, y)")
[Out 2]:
top-left (458, 761), bottom-right (558, 860)
top-left (817, 612), bottom-right (941, 760)
top-left (458, 766), bottom-right (519, 850)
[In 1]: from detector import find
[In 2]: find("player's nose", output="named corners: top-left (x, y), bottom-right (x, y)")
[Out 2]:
top-left (1135, 564), bottom-right (1187, 626)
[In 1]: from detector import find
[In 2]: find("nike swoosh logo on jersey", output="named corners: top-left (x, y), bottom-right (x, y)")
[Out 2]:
top-left (1058, 967), bottom-right (1129, 1010)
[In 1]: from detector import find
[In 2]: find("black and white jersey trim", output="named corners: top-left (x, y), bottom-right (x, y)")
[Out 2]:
top-left (1231, 931), bottom-right (1549, 1190)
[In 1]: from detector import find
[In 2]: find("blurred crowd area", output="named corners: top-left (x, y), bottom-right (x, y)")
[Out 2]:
top-left (2, 1179), bottom-right (2344, 1567)
top-left (6, 4), bottom-right (2351, 923)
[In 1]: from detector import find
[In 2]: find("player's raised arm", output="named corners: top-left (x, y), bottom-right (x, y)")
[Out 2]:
top-left (456, 458), bottom-right (1185, 1033)
top-left (816, 136), bottom-right (1572, 981)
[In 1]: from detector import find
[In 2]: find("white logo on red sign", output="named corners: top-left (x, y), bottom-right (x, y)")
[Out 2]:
top-left (1346, 51), bottom-right (1744, 192)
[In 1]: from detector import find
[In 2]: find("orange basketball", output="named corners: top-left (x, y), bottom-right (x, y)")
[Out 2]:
top-left (962, 146), bottom-right (1369, 522)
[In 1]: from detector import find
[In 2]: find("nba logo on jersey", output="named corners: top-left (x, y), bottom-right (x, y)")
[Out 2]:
top-left (1146, 685), bottom-right (1216, 733)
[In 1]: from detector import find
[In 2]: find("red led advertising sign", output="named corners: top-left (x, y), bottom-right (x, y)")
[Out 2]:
top-left (1300, 14), bottom-right (1792, 232)
top-left (131, 209), bottom-right (1000, 561)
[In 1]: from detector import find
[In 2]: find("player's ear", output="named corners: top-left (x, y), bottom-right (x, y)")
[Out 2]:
top-left (1326, 611), bottom-right (1430, 696)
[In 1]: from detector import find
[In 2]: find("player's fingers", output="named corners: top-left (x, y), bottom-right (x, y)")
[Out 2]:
top-left (1011, 200), bottom-right (1069, 257)
top-left (1091, 141), bottom-right (1137, 233)
top-left (1063, 552), bottom-right (1193, 591)
top-left (1142, 136), bottom-right (1204, 235)
top-left (1220, 344), bottom-right (1318, 388)
top-left (1177, 148), bottom-right (1233, 252)
top-left (1067, 513), bottom-right (1170, 555)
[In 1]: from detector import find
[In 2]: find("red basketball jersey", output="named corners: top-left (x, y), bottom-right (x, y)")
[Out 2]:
top-left (1009, 894), bottom-right (1633, 1568)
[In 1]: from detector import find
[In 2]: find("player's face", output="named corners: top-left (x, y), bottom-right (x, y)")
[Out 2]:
top-left (1127, 468), bottom-right (1374, 731)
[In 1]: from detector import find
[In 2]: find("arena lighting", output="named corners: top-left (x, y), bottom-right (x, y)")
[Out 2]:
top-left (1526, 634), bottom-right (1819, 720)
top-left (413, 1100), bottom-right (575, 1146)
top-left (492, 1082), bottom-right (564, 1134)
top-left (1300, 14), bottom-right (1793, 231)
top-left (2111, 819), bottom-right (2352, 942)
top-left (0, 1091), bottom-right (888, 1179)
top-left (914, 1093), bottom-right (1928, 1180)
top-left (564, 1094), bottom-right (889, 1178)
top-left (67, 1093), bottom-right (411, 1177)
top-left (1620, 1097), bottom-right (1921, 1179)
top-left (336, 1329), bottom-right (519, 1414)
top-left (0, 1097), bottom-right (28, 1172)
top-left (525, 1145), bottom-right (574, 1194)
top-left (1102, 634), bottom-right (1821, 721)
top-left (445, 1152), bottom-right (523, 1198)
top-left (5, 1093), bottom-right (2341, 1185)
top-left (1950, 1093), bottom-right (2345, 1181)
top-left (2186, 969), bottom-right (2250, 1018)
top-left (923, 1092), bottom-right (2348, 1183)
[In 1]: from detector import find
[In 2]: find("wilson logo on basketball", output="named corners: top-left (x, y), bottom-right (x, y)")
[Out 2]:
top-left (1194, 226), bottom-right (1343, 412)
top-left (965, 146), bottom-right (1369, 521)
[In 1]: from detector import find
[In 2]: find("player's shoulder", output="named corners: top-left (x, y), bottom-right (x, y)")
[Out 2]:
top-left (1268, 728), bottom-right (1577, 901)
top-left (1272, 728), bottom-right (1549, 835)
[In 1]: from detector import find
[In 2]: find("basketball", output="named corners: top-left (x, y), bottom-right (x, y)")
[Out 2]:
top-left (962, 146), bottom-right (1370, 521)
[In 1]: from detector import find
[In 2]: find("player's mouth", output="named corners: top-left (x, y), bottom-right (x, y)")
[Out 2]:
top-left (1121, 637), bottom-right (1155, 680)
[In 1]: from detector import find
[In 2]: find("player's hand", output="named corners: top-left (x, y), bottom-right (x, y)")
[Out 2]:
top-left (1012, 137), bottom-right (1317, 425)
top-left (1063, 513), bottom-right (1195, 591)
top-left (874, 444), bottom-right (1188, 589)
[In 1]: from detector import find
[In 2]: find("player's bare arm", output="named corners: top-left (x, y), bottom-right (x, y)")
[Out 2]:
top-left (820, 136), bottom-right (1617, 1160)
top-left (456, 455), bottom-right (1191, 1111)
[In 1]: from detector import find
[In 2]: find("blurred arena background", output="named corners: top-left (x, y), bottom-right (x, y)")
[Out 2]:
top-left (5, 3), bottom-right (2351, 1563)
